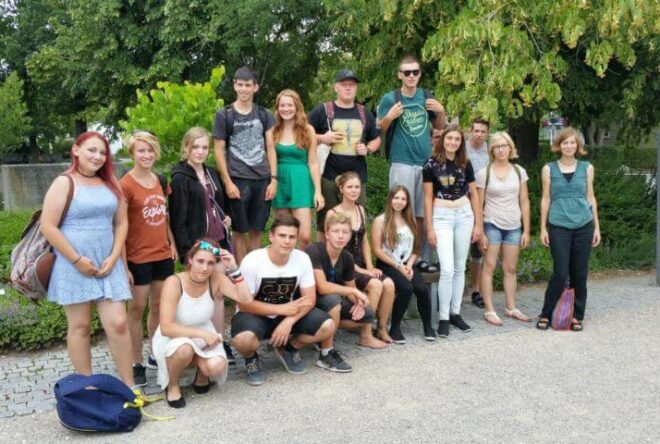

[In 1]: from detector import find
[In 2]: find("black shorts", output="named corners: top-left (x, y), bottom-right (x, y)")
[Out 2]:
top-left (227, 177), bottom-right (271, 233)
top-left (230, 308), bottom-right (330, 341)
top-left (128, 258), bottom-right (175, 286)
top-left (315, 294), bottom-right (375, 323)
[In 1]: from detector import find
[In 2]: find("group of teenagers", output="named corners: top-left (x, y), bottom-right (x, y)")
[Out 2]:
top-left (39, 55), bottom-right (601, 409)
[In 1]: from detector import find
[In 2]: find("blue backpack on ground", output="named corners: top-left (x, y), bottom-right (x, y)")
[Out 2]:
top-left (54, 374), bottom-right (142, 432)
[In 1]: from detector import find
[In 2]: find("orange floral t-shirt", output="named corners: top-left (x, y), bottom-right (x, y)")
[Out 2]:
top-left (120, 173), bottom-right (172, 264)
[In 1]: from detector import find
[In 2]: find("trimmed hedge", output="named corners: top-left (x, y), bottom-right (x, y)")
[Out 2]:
top-left (0, 150), bottom-right (655, 351)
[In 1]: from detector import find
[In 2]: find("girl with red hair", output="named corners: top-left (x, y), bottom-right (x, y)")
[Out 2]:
top-left (41, 131), bottom-right (136, 388)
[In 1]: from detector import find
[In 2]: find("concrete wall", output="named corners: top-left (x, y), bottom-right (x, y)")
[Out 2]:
top-left (1, 163), bottom-right (127, 210)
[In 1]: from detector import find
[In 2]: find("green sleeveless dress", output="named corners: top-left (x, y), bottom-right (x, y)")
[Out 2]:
top-left (272, 142), bottom-right (315, 209)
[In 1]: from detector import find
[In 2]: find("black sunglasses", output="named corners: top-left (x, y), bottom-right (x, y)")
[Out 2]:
top-left (399, 69), bottom-right (421, 77)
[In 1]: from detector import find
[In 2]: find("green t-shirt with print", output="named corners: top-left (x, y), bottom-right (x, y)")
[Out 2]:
top-left (377, 89), bottom-right (433, 166)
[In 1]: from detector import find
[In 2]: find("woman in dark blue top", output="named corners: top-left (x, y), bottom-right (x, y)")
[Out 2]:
top-left (538, 127), bottom-right (601, 331)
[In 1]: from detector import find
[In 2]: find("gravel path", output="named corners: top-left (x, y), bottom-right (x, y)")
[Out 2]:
top-left (0, 273), bottom-right (658, 443)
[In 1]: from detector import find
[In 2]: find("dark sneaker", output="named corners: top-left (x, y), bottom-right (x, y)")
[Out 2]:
top-left (146, 356), bottom-right (158, 369)
top-left (437, 320), bottom-right (450, 338)
top-left (245, 354), bottom-right (265, 386)
top-left (224, 342), bottom-right (236, 365)
top-left (471, 291), bottom-right (485, 308)
top-left (132, 364), bottom-right (147, 387)
top-left (423, 324), bottom-right (437, 341)
top-left (450, 314), bottom-right (472, 332)
top-left (316, 349), bottom-right (352, 373)
top-left (274, 347), bottom-right (307, 375)
top-left (389, 326), bottom-right (406, 344)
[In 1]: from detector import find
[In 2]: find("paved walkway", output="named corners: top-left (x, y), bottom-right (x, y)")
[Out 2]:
top-left (0, 272), bottom-right (658, 442)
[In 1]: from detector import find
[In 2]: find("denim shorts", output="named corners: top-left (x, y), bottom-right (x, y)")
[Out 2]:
top-left (484, 222), bottom-right (521, 246)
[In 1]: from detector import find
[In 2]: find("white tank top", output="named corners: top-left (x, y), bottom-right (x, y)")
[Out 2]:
top-left (382, 224), bottom-right (414, 264)
top-left (174, 277), bottom-right (215, 327)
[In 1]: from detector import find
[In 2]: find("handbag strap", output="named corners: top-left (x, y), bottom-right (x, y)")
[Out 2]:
top-left (57, 174), bottom-right (75, 229)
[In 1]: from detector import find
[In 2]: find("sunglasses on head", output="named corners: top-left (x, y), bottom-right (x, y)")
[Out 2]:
top-left (198, 241), bottom-right (221, 257)
top-left (399, 69), bottom-right (421, 77)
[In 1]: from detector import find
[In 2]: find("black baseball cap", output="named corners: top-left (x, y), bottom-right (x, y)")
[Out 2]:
top-left (335, 69), bottom-right (359, 83)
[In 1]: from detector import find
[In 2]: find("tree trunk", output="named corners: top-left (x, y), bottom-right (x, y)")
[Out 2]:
top-left (28, 134), bottom-right (40, 162)
top-left (74, 118), bottom-right (87, 137)
top-left (508, 117), bottom-right (541, 166)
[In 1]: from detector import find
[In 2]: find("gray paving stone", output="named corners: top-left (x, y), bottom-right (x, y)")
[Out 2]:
top-left (0, 409), bottom-right (15, 419)
top-left (0, 274), bottom-right (657, 421)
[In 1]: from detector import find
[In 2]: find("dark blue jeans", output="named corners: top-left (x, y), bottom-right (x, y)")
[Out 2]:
top-left (541, 221), bottom-right (594, 321)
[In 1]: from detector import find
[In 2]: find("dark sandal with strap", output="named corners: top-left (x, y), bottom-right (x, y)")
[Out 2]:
top-left (570, 319), bottom-right (584, 332)
top-left (536, 317), bottom-right (550, 330)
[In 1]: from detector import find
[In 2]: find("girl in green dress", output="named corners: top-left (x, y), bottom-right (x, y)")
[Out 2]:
top-left (272, 89), bottom-right (324, 248)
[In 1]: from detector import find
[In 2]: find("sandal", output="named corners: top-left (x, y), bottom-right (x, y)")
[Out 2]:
top-left (484, 311), bottom-right (503, 326)
top-left (570, 319), bottom-right (584, 332)
top-left (416, 261), bottom-right (439, 273)
top-left (536, 317), bottom-right (550, 330)
top-left (504, 308), bottom-right (531, 322)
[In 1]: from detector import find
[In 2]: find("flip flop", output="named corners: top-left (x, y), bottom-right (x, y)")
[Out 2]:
top-left (504, 308), bottom-right (531, 322)
top-left (484, 311), bottom-right (503, 326)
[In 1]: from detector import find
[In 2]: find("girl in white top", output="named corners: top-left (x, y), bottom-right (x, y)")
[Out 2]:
top-left (476, 131), bottom-right (531, 326)
top-left (372, 186), bottom-right (435, 343)
top-left (152, 239), bottom-right (253, 408)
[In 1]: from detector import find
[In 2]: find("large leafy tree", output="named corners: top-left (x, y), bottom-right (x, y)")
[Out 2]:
top-left (24, 0), bottom-right (332, 137)
top-left (0, 0), bottom-right (74, 158)
top-left (325, 0), bottom-right (659, 161)
top-left (0, 72), bottom-right (31, 157)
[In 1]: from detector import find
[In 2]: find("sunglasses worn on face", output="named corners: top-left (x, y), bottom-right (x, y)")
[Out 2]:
top-left (199, 241), bottom-right (221, 257)
top-left (400, 69), bottom-right (421, 77)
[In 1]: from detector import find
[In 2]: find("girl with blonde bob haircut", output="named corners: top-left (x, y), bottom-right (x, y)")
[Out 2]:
top-left (120, 129), bottom-right (177, 385)
top-left (125, 131), bottom-right (162, 160)
top-left (487, 131), bottom-right (519, 161)
top-left (271, 89), bottom-right (324, 247)
top-left (476, 131), bottom-right (531, 326)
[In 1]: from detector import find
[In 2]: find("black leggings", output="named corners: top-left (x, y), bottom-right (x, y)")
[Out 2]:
top-left (541, 221), bottom-right (594, 321)
top-left (377, 260), bottom-right (431, 329)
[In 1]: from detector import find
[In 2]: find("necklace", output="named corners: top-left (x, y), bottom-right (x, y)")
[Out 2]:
top-left (77, 168), bottom-right (97, 178)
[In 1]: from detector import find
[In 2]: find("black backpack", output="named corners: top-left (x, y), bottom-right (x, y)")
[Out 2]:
top-left (384, 88), bottom-right (435, 160)
top-left (223, 104), bottom-right (270, 142)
